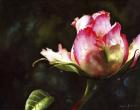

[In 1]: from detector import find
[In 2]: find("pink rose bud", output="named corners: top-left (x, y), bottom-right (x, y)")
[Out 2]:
top-left (41, 11), bottom-right (140, 78)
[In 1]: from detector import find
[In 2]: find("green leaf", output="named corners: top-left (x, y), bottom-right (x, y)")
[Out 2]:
top-left (25, 89), bottom-right (54, 110)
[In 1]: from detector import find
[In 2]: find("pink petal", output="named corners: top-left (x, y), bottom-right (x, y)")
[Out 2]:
top-left (73, 27), bottom-right (97, 65)
top-left (71, 15), bottom-right (93, 33)
top-left (104, 22), bottom-right (123, 47)
top-left (130, 49), bottom-right (140, 68)
top-left (92, 10), bottom-right (108, 19)
top-left (104, 22), bottom-right (129, 65)
top-left (92, 11), bottom-right (111, 37)
top-left (127, 34), bottom-right (140, 64)
top-left (121, 34), bottom-right (129, 65)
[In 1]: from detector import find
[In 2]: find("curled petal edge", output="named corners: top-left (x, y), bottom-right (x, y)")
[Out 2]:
top-left (127, 34), bottom-right (140, 62)
top-left (115, 49), bottom-right (140, 76)
top-left (130, 49), bottom-right (140, 68)
top-left (92, 10), bottom-right (110, 20)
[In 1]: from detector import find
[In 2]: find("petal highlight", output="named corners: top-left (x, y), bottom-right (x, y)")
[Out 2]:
top-left (104, 22), bottom-right (122, 46)
top-left (73, 27), bottom-right (97, 66)
top-left (92, 11), bottom-right (111, 37)
top-left (71, 15), bottom-right (93, 33)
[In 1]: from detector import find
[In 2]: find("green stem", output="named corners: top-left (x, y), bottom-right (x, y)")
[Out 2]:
top-left (72, 79), bottom-right (97, 110)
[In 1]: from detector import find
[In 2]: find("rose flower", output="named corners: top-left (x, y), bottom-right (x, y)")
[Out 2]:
top-left (41, 11), bottom-right (140, 78)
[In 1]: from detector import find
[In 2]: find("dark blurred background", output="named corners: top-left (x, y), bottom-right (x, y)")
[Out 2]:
top-left (0, 0), bottom-right (140, 110)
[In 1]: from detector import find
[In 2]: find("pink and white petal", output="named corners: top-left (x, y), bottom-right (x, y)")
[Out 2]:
top-left (121, 34), bottom-right (129, 64)
top-left (73, 27), bottom-right (97, 65)
top-left (104, 22), bottom-right (123, 46)
top-left (71, 15), bottom-right (93, 33)
top-left (104, 23), bottom-right (128, 65)
top-left (40, 44), bottom-right (72, 64)
top-left (130, 49), bottom-right (140, 68)
top-left (127, 34), bottom-right (140, 63)
top-left (92, 10), bottom-right (109, 19)
top-left (92, 11), bottom-right (111, 37)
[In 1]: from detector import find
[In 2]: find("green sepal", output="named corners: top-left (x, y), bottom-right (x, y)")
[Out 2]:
top-left (25, 89), bottom-right (54, 110)
top-left (32, 58), bottom-right (89, 77)
top-left (52, 62), bottom-right (85, 75)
